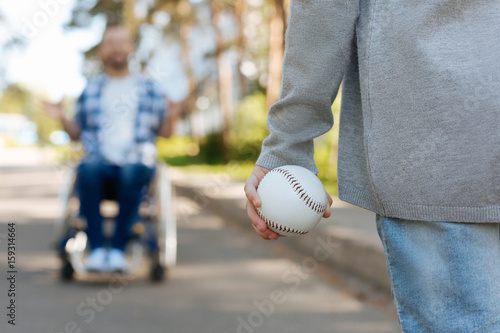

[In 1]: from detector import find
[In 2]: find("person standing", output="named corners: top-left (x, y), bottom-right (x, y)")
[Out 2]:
top-left (245, 1), bottom-right (500, 331)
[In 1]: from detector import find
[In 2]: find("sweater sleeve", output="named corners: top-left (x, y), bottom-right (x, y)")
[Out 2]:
top-left (256, 0), bottom-right (359, 174)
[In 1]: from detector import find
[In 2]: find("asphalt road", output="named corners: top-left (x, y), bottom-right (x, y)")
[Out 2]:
top-left (0, 165), bottom-right (400, 333)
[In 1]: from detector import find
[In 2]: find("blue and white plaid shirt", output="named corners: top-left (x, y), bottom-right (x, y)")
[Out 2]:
top-left (74, 73), bottom-right (167, 168)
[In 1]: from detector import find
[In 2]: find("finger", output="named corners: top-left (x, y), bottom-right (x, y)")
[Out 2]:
top-left (244, 166), bottom-right (271, 207)
top-left (246, 201), bottom-right (281, 240)
top-left (323, 193), bottom-right (333, 218)
top-left (251, 224), bottom-right (279, 240)
top-left (246, 200), bottom-right (267, 232)
top-left (244, 174), bottom-right (261, 207)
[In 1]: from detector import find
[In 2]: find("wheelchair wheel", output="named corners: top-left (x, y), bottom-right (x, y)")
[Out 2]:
top-left (157, 164), bottom-right (177, 268)
top-left (149, 248), bottom-right (166, 282)
top-left (55, 167), bottom-right (81, 281)
top-left (60, 253), bottom-right (75, 281)
top-left (150, 263), bottom-right (165, 282)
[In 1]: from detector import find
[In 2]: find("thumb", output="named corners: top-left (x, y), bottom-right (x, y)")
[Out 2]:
top-left (323, 193), bottom-right (333, 218)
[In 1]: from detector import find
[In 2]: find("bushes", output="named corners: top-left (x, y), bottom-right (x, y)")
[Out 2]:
top-left (157, 134), bottom-right (223, 166)
top-left (228, 91), bottom-right (269, 161)
top-left (158, 91), bottom-right (269, 166)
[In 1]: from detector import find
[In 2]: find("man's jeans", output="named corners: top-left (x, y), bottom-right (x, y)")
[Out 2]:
top-left (78, 161), bottom-right (155, 251)
top-left (376, 215), bottom-right (500, 332)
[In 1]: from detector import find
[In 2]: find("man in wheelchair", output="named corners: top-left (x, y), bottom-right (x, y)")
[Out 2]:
top-left (45, 22), bottom-right (180, 272)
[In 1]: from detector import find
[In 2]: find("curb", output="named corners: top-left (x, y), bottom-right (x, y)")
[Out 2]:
top-left (173, 179), bottom-right (391, 293)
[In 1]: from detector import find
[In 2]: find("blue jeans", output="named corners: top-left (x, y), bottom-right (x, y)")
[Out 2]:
top-left (376, 215), bottom-right (500, 332)
top-left (78, 161), bottom-right (155, 251)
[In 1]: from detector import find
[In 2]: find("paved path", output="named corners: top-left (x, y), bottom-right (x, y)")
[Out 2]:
top-left (171, 169), bottom-right (391, 291)
top-left (0, 164), bottom-right (399, 333)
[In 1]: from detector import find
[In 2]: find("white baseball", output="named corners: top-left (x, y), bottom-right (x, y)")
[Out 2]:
top-left (256, 165), bottom-right (328, 237)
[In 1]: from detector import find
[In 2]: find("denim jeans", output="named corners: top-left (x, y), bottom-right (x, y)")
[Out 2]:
top-left (77, 161), bottom-right (155, 251)
top-left (376, 215), bottom-right (500, 332)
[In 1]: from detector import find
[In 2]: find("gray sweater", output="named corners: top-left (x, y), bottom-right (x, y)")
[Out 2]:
top-left (256, 0), bottom-right (500, 223)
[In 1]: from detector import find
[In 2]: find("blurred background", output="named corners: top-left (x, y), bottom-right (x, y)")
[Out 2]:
top-left (0, 0), bottom-right (339, 192)
top-left (0, 1), bottom-right (400, 332)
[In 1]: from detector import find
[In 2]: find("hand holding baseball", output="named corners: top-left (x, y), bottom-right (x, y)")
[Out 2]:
top-left (245, 165), bottom-right (279, 240)
top-left (244, 165), bottom-right (333, 240)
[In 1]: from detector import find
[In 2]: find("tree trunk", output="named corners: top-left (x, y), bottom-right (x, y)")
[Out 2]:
top-left (212, 0), bottom-right (234, 161)
top-left (122, 0), bottom-right (138, 35)
top-left (179, 22), bottom-right (204, 140)
top-left (234, 0), bottom-right (248, 99)
top-left (266, 0), bottom-right (286, 111)
top-left (217, 53), bottom-right (234, 161)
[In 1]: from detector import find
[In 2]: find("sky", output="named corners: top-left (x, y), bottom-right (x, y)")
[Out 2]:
top-left (1, 0), bottom-right (106, 101)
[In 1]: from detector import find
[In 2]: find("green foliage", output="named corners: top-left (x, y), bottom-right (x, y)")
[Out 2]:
top-left (0, 84), bottom-right (64, 146)
top-left (229, 91), bottom-right (269, 161)
top-left (158, 91), bottom-right (269, 165)
top-left (157, 133), bottom-right (225, 166)
top-left (171, 161), bottom-right (257, 182)
top-left (157, 93), bottom-right (341, 195)
top-left (0, 84), bottom-right (33, 115)
top-left (157, 136), bottom-right (200, 165)
top-left (33, 105), bottom-right (61, 145)
top-left (314, 96), bottom-right (341, 196)
top-left (202, 133), bottom-right (226, 164)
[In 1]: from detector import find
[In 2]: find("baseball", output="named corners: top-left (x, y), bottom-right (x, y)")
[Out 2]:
top-left (256, 165), bottom-right (329, 237)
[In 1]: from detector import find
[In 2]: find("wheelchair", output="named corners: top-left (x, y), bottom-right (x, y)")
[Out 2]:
top-left (55, 162), bottom-right (177, 282)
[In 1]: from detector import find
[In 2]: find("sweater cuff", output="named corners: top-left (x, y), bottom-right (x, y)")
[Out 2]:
top-left (256, 151), bottom-right (319, 175)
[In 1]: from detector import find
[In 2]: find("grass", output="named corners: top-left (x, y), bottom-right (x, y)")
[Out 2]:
top-left (168, 159), bottom-right (338, 196)
top-left (166, 160), bottom-right (256, 182)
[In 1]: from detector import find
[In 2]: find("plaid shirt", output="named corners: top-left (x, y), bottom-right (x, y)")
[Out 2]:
top-left (74, 73), bottom-right (167, 168)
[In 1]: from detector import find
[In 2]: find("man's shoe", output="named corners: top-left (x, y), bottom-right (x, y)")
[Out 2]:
top-left (107, 248), bottom-right (128, 272)
top-left (85, 248), bottom-right (108, 272)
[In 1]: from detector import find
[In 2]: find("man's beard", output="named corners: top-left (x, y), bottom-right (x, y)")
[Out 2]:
top-left (104, 59), bottom-right (128, 71)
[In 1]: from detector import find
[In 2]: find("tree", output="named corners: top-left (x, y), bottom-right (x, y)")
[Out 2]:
top-left (211, 0), bottom-right (236, 160)
top-left (266, 0), bottom-right (287, 110)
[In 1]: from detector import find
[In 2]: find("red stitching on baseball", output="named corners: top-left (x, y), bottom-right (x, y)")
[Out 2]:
top-left (256, 210), bottom-right (308, 235)
top-left (271, 167), bottom-right (327, 215)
